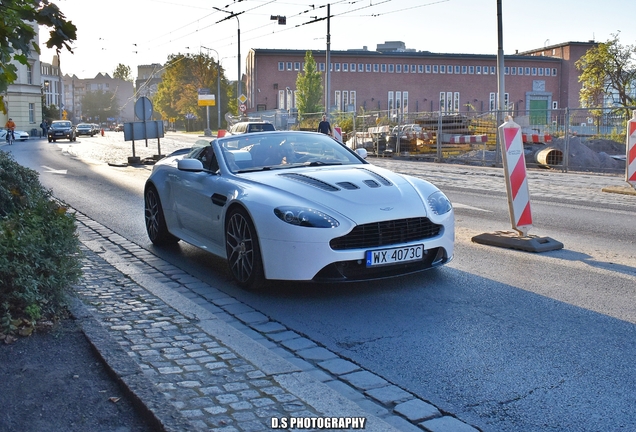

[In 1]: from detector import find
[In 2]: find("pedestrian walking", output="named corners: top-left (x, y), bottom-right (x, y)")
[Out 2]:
top-left (40, 119), bottom-right (48, 137)
top-left (317, 114), bottom-right (332, 136)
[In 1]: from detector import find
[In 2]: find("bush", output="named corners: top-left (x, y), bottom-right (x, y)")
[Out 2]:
top-left (0, 151), bottom-right (82, 335)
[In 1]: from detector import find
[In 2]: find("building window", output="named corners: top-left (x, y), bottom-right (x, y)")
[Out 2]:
top-left (552, 101), bottom-right (558, 109)
top-left (489, 92), bottom-right (510, 110)
top-left (531, 67), bottom-right (537, 75)
top-left (381, 64), bottom-right (387, 73)
top-left (388, 64), bottom-right (394, 73)
top-left (518, 67), bottom-right (523, 76)
top-left (349, 91), bottom-right (356, 111)
top-left (538, 67), bottom-right (543, 76)
top-left (476, 66), bottom-right (481, 74)
top-left (551, 68), bottom-right (557, 76)
top-left (482, 66), bottom-right (488, 75)
top-left (425, 65), bottom-right (431, 73)
top-left (27, 65), bottom-right (33, 84)
top-left (388, 91), bottom-right (394, 112)
top-left (447, 65), bottom-right (453, 74)
top-left (293, 62), bottom-right (300, 71)
top-left (342, 91), bottom-right (348, 110)
top-left (454, 65), bottom-right (460, 74)
top-left (491, 66), bottom-right (496, 74)
top-left (334, 90), bottom-right (341, 110)
top-left (511, 67), bottom-right (516, 75)
top-left (373, 64), bottom-right (379, 72)
top-left (440, 65), bottom-right (445, 73)
top-left (404, 64), bottom-right (409, 73)
top-left (351, 63), bottom-right (356, 71)
top-left (433, 65), bottom-right (438, 73)
top-left (396, 64), bottom-right (401, 73)
top-left (403, 91), bottom-right (408, 114)
top-left (366, 64), bottom-right (371, 72)
top-left (335, 63), bottom-right (340, 72)
top-left (287, 62), bottom-right (292, 71)
top-left (545, 68), bottom-right (551, 76)
top-left (279, 90), bottom-right (285, 108)
top-left (343, 63), bottom-right (348, 72)
top-left (358, 63), bottom-right (364, 72)
top-left (412, 65), bottom-right (417, 73)
top-left (319, 63), bottom-right (325, 71)
top-left (439, 92), bottom-right (445, 113)
top-left (29, 103), bottom-right (35, 123)
top-left (462, 65), bottom-right (467, 74)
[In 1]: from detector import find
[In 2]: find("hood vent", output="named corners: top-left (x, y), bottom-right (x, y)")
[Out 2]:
top-left (336, 181), bottom-right (360, 190)
top-left (360, 168), bottom-right (393, 186)
top-left (278, 173), bottom-right (340, 191)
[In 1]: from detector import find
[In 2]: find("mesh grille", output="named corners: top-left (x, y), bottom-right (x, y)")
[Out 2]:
top-left (330, 217), bottom-right (442, 250)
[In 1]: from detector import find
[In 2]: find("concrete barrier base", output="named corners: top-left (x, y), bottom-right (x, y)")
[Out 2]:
top-left (472, 231), bottom-right (564, 253)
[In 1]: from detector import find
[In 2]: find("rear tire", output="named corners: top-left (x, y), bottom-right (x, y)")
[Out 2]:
top-left (144, 185), bottom-right (179, 245)
top-left (225, 207), bottom-right (265, 290)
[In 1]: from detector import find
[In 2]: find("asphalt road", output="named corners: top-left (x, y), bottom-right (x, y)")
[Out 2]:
top-left (6, 135), bottom-right (636, 432)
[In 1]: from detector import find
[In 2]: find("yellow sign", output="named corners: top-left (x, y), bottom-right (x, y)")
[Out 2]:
top-left (198, 94), bottom-right (216, 106)
top-left (62, 110), bottom-right (68, 119)
top-left (238, 94), bottom-right (247, 104)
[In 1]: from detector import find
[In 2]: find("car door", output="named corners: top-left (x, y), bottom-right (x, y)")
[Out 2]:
top-left (171, 146), bottom-right (226, 249)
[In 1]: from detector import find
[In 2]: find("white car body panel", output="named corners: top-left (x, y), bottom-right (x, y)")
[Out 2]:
top-left (1, 129), bottom-right (29, 141)
top-left (146, 132), bottom-right (454, 283)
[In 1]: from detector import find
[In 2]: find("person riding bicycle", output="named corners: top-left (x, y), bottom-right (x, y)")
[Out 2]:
top-left (5, 118), bottom-right (16, 144)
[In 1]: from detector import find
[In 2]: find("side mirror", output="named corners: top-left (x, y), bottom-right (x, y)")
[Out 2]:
top-left (177, 158), bottom-right (204, 172)
top-left (355, 148), bottom-right (368, 159)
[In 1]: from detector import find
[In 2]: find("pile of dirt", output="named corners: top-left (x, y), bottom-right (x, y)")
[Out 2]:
top-left (544, 137), bottom-right (626, 171)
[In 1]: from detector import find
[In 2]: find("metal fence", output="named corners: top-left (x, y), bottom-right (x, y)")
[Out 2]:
top-left (230, 107), bottom-right (634, 174)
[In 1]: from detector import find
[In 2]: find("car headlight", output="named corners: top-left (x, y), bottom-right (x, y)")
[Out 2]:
top-left (427, 191), bottom-right (452, 215)
top-left (274, 206), bottom-right (339, 228)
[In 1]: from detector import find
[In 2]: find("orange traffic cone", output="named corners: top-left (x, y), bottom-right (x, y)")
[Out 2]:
top-left (101, 129), bottom-right (104, 136)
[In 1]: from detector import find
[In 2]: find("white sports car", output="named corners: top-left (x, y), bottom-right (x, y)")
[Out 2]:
top-left (144, 131), bottom-right (454, 289)
top-left (1, 129), bottom-right (29, 141)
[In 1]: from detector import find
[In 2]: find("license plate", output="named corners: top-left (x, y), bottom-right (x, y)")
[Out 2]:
top-left (55, 132), bottom-right (63, 136)
top-left (366, 245), bottom-right (424, 267)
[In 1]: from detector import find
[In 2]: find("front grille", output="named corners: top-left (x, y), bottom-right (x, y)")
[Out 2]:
top-left (330, 217), bottom-right (442, 250)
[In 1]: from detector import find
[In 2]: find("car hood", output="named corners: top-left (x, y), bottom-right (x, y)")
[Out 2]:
top-left (240, 165), bottom-right (431, 222)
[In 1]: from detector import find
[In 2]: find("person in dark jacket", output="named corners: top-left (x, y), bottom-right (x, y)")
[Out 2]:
top-left (317, 115), bottom-right (332, 136)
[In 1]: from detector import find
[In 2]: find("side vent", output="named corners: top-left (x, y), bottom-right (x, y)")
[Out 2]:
top-left (278, 173), bottom-right (340, 191)
top-left (363, 180), bottom-right (380, 188)
top-left (360, 168), bottom-right (393, 186)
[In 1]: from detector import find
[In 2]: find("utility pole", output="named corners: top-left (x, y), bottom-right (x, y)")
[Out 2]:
top-left (214, 8), bottom-right (243, 116)
top-left (325, 4), bottom-right (331, 119)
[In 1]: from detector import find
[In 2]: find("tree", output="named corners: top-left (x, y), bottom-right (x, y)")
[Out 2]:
top-left (295, 51), bottom-right (323, 116)
top-left (0, 0), bottom-right (77, 113)
top-left (154, 52), bottom-right (232, 129)
top-left (576, 34), bottom-right (636, 120)
top-left (81, 89), bottom-right (119, 123)
top-left (113, 63), bottom-right (132, 82)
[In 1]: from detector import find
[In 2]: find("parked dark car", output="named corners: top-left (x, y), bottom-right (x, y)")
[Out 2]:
top-left (48, 120), bottom-right (76, 142)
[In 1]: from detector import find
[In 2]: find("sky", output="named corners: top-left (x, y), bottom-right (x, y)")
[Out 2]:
top-left (40, 0), bottom-right (636, 83)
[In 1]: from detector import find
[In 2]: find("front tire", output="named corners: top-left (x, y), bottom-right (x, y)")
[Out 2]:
top-left (225, 207), bottom-right (265, 290)
top-left (144, 186), bottom-right (179, 245)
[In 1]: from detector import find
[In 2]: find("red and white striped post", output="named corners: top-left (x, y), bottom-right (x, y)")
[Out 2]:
top-left (626, 111), bottom-right (636, 190)
top-left (333, 126), bottom-right (342, 143)
top-left (500, 117), bottom-right (533, 236)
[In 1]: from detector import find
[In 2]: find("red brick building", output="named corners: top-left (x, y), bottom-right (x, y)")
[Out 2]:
top-left (245, 41), bottom-right (596, 123)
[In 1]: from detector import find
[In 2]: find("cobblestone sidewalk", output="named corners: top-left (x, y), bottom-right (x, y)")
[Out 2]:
top-left (71, 210), bottom-right (480, 432)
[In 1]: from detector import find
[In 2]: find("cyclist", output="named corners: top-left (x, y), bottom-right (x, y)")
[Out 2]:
top-left (5, 118), bottom-right (16, 145)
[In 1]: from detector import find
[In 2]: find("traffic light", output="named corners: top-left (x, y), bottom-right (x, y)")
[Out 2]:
top-left (278, 16), bottom-right (286, 25)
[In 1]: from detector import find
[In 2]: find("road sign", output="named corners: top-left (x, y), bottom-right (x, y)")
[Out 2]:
top-left (238, 94), bottom-right (247, 104)
top-left (198, 94), bottom-right (216, 106)
top-left (239, 104), bottom-right (247, 113)
top-left (135, 97), bottom-right (153, 121)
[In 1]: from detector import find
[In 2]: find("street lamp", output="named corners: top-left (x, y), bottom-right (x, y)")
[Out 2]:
top-left (213, 7), bottom-right (243, 115)
top-left (201, 46), bottom-right (222, 131)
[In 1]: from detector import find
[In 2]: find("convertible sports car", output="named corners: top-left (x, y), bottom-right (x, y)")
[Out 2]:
top-left (144, 131), bottom-right (454, 289)
top-left (1, 129), bottom-right (29, 141)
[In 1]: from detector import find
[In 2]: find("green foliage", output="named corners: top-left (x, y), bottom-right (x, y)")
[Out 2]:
top-left (295, 51), bottom-right (323, 116)
top-left (0, 0), bottom-right (77, 113)
top-left (113, 63), bottom-right (132, 82)
top-left (81, 89), bottom-right (119, 122)
top-left (576, 34), bottom-right (636, 119)
top-left (154, 52), bottom-right (233, 127)
top-left (0, 151), bottom-right (82, 333)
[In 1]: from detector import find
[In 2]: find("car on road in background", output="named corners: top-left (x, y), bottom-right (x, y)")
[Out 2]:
top-left (91, 124), bottom-right (100, 135)
top-left (47, 120), bottom-right (76, 142)
top-left (76, 123), bottom-right (96, 136)
top-left (227, 121), bottom-right (275, 135)
top-left (144, 131), bottom-right (454, 290)
top-left (1, 129), bottom-right (29, 141)
top-left (114, 124), bottom-right (124, 132)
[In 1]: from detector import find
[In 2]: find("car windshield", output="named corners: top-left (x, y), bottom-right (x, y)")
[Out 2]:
top-left (52, 122), bottom-right (71, 128)
top-left (78, 124), bottom-right (90, 127)
top-left (214, 131), bottom-right (366, 174)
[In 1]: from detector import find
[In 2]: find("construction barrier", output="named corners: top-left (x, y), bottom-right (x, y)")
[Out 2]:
top-left (522, 133), bottom-right (552, 144)
top-left (333, 127), bottom-right (342, 143)
top-left (627, 111), bottom-right (636, 189)
top-left (500, 117), bottom-right (533, 236)
top-left (448, 135), bottom-right (488, 144)
top-left (217, 129), bottom-right (226, 137)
